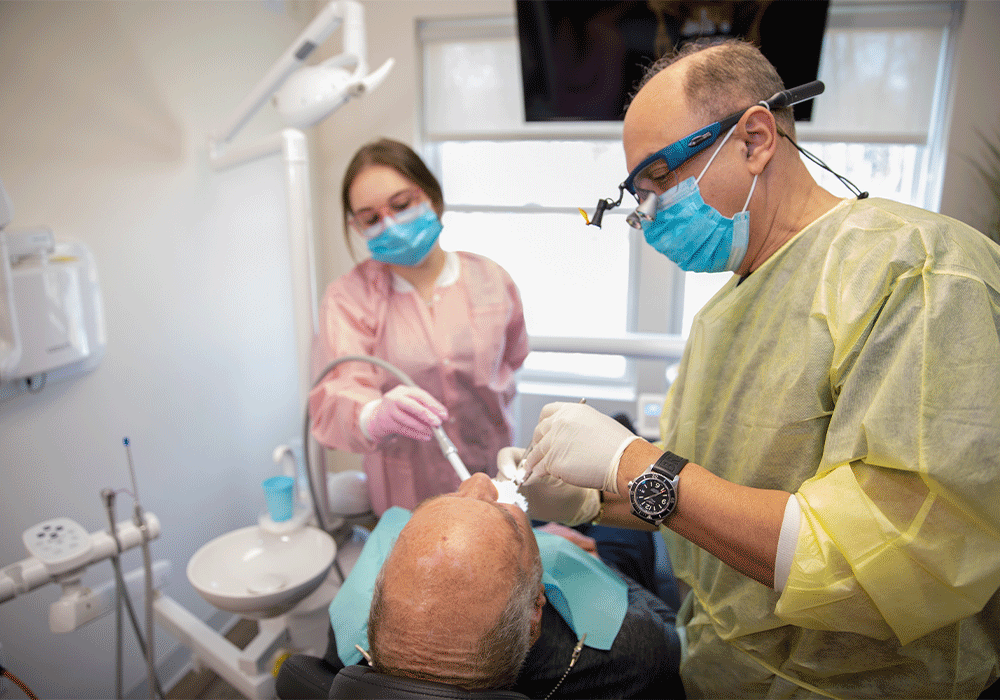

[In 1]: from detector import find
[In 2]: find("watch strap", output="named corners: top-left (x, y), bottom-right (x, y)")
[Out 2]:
top-left (650, 451), bottom-right (689, 479)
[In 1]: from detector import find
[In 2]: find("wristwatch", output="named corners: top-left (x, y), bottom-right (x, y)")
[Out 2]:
top-left (628, 451), bottom-right (689, 526)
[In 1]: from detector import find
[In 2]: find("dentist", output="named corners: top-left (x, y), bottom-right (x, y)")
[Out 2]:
top-left (523, 39), bottom-right (1000, 698)
top-left (310, 138), bottom-right (528, 515)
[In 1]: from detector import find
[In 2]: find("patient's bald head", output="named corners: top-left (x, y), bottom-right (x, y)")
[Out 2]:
top-left (368, 474), bottom-right (545, 690)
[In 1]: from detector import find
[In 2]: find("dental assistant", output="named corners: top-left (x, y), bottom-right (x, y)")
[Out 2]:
top-left (523, 39), bottom-right (1000, 698)
top-left (310, 138), bottom-right (529, 515)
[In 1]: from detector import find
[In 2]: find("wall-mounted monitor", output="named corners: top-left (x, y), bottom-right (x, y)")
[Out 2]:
top-left (516, 0), bottom-right (830, 123)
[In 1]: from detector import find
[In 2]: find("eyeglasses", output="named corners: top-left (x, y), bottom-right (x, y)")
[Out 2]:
top-left (581, 81), bottom-right (829, 230)
top-left (349, 187), bottom-right (427, 239)
top-left (623, 106), bottom-right (753, 203)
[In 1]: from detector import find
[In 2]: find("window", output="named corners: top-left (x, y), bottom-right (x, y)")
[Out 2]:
top-left (797, 2), bottom-right (960, 209)
top-left (420, 18), bottom-right (675, 394)
top-left (436, 139), bottom-right (637, 380)
top-left (418, 1), bottom-right (961, 400)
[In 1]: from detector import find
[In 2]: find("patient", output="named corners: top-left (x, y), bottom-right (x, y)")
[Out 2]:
top-left (322, 473), bottom-right (684, 699)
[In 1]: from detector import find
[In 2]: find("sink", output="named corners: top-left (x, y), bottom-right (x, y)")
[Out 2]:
top-left (187, 524), bottom-right (336, 619)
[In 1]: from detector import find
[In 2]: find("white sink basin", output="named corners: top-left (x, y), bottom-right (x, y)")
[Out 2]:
top-left (187, 525), bottom-right (336, 619)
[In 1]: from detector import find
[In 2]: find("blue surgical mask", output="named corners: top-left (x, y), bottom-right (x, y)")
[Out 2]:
top-left (640, 126), bottom-right (757, 273)
top-left (366, 202), bottom-right (442, 267)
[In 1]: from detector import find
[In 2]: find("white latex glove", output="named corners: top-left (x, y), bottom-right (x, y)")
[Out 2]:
top-left (522, 402), bottom-right (642, 494)
top-left (496, 445), bottom-right (527, 482)
top-left (497, 447), bottom-right (600, 525)
top-left (361, 385), bottom-right (448, 442)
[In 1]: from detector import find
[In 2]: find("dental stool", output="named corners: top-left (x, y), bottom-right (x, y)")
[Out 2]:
top-left (275, 655), bottom-right (530, 699)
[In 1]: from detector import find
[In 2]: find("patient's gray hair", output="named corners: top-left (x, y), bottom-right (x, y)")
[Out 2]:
top-left (368, 551), bottom-right (543, 690)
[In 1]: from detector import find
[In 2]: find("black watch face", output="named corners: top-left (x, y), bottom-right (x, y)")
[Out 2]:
top-left (633, 474), bottom-right (676, 519)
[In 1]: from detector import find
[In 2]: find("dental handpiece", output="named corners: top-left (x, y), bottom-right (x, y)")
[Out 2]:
top-left (313, 355), bottom-right (474, 484)
top-left (433, 425), bottom-right (472, 482)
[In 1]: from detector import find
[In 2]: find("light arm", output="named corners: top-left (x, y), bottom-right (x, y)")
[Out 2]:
top-left (209, 0), bottom-right (346, 145)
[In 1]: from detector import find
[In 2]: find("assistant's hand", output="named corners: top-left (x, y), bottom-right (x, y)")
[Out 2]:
top-left (362, 385), bottom-right (448, 442)
top-left (522, 402), bottom-right (642, 494)
top-left (497, 446), bottom-right (600, 525)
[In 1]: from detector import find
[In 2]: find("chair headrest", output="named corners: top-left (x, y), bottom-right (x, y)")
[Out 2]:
top-left (328, 665), bottom-right (530, 700)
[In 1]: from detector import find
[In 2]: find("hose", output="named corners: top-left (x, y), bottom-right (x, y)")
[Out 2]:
top-left (100, 489), bottom-right (165, 699)
top-left (301, 355), bottom-right (473, 537)
top-left (1, 664), bottom-right (39, 700)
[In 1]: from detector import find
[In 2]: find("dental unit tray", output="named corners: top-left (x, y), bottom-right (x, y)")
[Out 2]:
top-left (1, 515), bottom-right (161, 603)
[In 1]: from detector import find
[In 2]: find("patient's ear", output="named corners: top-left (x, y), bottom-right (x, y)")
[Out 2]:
top-left (529, 588), bottom-right (546, 644)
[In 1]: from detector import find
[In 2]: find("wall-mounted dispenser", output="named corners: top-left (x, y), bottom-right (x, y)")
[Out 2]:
top-left (0, 178), bottom-right (106, 385)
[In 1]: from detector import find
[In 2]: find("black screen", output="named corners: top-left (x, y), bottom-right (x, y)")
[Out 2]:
top-left (516, 0), bottom-right (830, 122)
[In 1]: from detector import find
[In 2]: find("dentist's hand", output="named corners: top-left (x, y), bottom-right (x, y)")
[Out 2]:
top-left (497, 447), bottom-right (601, 525)
top-left (362, 385), bottom-right (448, 442)
top-left (522, 402), bottom-right (642, 494)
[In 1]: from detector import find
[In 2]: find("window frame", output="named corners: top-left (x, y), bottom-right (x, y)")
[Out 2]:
top-left (415, 1), bottom-right (962, 398)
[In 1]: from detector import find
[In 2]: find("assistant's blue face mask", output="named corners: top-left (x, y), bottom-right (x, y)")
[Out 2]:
top-left (366, 202), bottom-right (442, 267)
top-left (640, 126), bottom-right (757, 273)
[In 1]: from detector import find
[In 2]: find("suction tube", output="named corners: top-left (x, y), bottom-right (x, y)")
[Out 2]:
top-left (302, 355), bottom-right (473, 531)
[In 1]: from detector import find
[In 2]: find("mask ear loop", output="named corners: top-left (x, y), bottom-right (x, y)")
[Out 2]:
top-left (741, 174), bottom-right (758, 213)
top-left (710, 104), bottom-right (767, 212)
top-left (696, 123), bottom-right (739, 183)
top-left (737, 100), bottom-right (772, 212)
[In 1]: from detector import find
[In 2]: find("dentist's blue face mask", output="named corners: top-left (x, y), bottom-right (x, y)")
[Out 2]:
top-left (365, 202), bottom-right (442, 267)
top-left (638, 125), bottom-right (757, 273)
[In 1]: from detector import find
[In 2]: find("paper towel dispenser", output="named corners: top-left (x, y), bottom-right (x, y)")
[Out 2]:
top-left (0, 179), bottom-right (106, 384)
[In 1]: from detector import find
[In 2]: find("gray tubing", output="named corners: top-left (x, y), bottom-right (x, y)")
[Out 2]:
top-left (302, 355), bottom-right (470, 535)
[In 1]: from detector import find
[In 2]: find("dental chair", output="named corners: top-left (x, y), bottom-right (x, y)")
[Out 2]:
top-left (275, 655), bottom-right (530, 699)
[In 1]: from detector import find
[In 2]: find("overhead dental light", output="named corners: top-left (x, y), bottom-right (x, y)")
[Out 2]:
top-left (206, 0), bottom-right (393, 555)
top-left (272, 51), bottom-right (393, 129)
top-left (207, 0), bottom-right (394, 411)
top-left (209, 0), bottom-right (393, 151)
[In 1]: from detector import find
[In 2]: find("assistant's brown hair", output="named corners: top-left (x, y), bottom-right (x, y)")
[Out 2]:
top-left (340, 138), bottom-right (444, 259)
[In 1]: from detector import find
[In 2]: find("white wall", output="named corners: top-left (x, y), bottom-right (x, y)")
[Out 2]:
top-left (1, 0), bottom-right (997, 698)
top-left (0, 1), bottom-right (317, 697)
top-left (939, 0), bottom-right (1000, 235)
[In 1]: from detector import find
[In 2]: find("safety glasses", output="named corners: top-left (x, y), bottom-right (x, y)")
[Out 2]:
top-left (349, 187), bottom-right (427, 239)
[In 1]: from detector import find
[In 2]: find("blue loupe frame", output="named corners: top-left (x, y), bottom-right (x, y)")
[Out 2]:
top-left (621, 80), bottom-right (826, 199)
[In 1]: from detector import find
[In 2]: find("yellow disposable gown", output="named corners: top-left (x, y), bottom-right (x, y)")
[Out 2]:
top-left (659, 198), bottom-right (1000, 698)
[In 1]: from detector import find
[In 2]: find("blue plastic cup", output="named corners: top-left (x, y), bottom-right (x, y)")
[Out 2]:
top-left (261, 475), bottom-right (295, 522)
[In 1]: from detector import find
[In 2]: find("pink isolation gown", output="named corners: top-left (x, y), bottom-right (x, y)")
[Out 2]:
top-left (309, 250), bottom-right (529, 515)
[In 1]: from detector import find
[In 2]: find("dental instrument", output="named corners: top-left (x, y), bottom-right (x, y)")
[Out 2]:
top-left (307, 355), bottom-right (472, 491)
top-left (101, 486), bottom-right (166, 699)
top-left (121, 437), bottom-right (160, 699)
top-left (514, 398), bottom-right (586, 487)
top-left (2, 508), bottom-right (163, 699)
top-left (305, 356), bottom-right (534, 510)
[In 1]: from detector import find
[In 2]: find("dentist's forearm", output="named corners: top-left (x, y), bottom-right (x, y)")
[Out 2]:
top-left (605, 439), bottom-right (789, 588)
